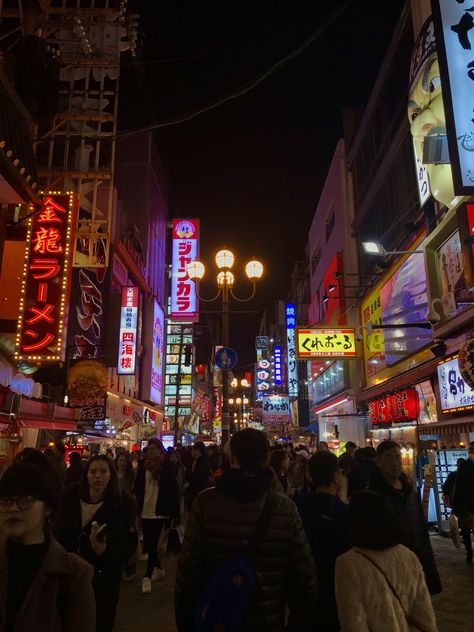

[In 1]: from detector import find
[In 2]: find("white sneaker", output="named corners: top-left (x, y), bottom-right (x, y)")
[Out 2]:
top-left (151, 567), bottom-right (165, 582)
top-left (141, 577), bottom-right (152, 594)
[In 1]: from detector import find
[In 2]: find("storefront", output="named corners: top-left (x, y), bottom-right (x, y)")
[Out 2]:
top-left (105, 391), bottom-right (163, 451)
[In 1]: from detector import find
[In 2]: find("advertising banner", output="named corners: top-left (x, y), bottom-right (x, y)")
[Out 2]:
top-left (285, 304), bottom-right (298, 397)
top-left (297, 328), bottom-right (356, 359)
top-left (437, 354), bottom-right (474, 414)
top-left (140, 297), bottom-right (164, 405)
top-left (262, 394), bottom-right (290, 425)
top-left (369, 388), bottom-right (420, 425)
top-left (67, 359), bottom-right (108, 422)
top-left (117, 286), bottom-right (139, 375)
top-left (15, 193), bottom-right (76, 362)
top-left (170, 219), bottom-right (199, 320)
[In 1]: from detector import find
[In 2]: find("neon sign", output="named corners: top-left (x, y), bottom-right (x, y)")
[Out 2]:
top-left (170, 219), bottom-right (199, 319)
top-left (285, 304), bottom-right (298, 397)
top-left (273, 345), bottom-right (283, 385)
top-left (117, 286), bottom-right (139, 375)
top-left (15, 192), bottom-right (76, 362)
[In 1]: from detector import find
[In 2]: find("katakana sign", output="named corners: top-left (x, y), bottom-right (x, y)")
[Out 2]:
top-left (170, 219), bottom-right (199, 320)
top-left (15, 192), bottom-right (76, 362)
top-left (117, 286), bottom-right (139, 375)
top-left (286, 304), bottom-right (298, 397)
top-left (296, 328), bottom-right (357, 359)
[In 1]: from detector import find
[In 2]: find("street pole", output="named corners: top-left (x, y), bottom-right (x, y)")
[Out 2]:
top-left (221, 280), bottom-right (230, 444)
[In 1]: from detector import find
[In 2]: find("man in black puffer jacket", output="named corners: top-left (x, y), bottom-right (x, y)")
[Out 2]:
top-left (175, 429), bottom-right (318, 631)
top-left (369, 440), bottom-right (441, 595)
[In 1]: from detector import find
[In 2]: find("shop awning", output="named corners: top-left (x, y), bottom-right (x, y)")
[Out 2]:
top-left (19, 418), bottom-right (77, 431)
top-left (419, 417), bottom-right (474, 435)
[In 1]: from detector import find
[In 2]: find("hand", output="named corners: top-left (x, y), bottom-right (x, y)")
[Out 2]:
top-left (90, 531), bottom-right (107, 556)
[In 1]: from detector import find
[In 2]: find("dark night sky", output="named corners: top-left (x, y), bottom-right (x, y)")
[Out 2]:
top-left (121, 0), bottom-right (406, 368)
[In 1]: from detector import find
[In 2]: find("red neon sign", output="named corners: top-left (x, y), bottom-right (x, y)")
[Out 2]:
top-left (15, 193), bottom-right (76, 362)
top-left (369, 388), bottom-right (419, 425)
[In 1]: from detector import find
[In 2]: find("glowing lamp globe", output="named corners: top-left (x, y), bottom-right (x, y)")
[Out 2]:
top-left (245, 260), bottom-right (264, 280)
top-left (217, 271), bottom-right (234, 288)
top-left (215, 249), bottom-right (234, 269)
top-left (187, 260), bottom-right (205, 280)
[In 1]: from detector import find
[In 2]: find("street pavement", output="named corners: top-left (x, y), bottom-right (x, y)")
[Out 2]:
top-left (115, 533), bottom-right (474, 631)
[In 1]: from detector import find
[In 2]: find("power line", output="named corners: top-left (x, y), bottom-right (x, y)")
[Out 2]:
top-left (116, 0), bottom-right (353, 141)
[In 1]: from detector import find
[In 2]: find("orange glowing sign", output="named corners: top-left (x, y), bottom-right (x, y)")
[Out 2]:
top-left (14, 192), bottom-right (76, 362)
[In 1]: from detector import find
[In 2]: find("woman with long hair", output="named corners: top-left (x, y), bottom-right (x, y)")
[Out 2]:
top-left (115, 451), bottom-right (135, 494)
top-left (133, 438), bottom-right (179, 594)
top-left (55, 455), bottom-right (138, 632)
top-left (0, 449), bottom-right (95, 630)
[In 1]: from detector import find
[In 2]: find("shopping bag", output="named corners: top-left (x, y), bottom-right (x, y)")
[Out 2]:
top-left (448, 513), bottom-right (461, 550)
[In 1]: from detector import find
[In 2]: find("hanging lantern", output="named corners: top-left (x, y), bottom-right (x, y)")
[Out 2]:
top-left (459, 338), bottom-right (474, 390)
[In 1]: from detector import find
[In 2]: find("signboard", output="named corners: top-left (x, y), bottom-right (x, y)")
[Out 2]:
top-left (255, 336), bottom-right (268, 350)
top-left (432, 1), bottom-right (474, 195)
top-left (273, 345), bottom-right (283, 385)
top-left (262, 394), bottom-right (290, 425)
top-left (170, 219), bottom-right (199, 319)
top-left (215, 347), bottom-right (238, 370)
top-left (213, 387), bottom-right (222, 434)
top-left (437, 354), bottom-right (474, 413)
top-left (369, 388), bottom-right (420, 425)
top-left (164, 321), bottom-right (193, 428)
top-left (285, 304), bottom-right (298, 397)
top-left (415, 380), bottom-right (438, 425)
top-left (67, 359), bottom-right (107, 423)
top-left (15, 193), bottom-right (76, 362)
top-left (140, 297), bottom-right (165, 405)
top-left (161, 433), bottom-right (175, 450)
top-left (296, 328), bottom-right (356, 359)
top-left (117, 286), bottom-right (139, 375)
top-left (256, 358), bottom-right (271, 399)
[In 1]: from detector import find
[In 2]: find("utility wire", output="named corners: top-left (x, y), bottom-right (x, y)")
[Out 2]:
top-left (116, 0), bottom-right (353, 141)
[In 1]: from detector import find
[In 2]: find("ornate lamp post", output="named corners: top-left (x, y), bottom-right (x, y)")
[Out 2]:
top-left (187, 249), bottom-right (264, 443)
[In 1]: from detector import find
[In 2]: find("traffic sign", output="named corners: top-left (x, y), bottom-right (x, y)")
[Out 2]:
top-left (215, 347), bottom-right (238, 370)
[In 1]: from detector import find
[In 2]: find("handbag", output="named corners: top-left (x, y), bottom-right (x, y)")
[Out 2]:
top-left (448, 513), bottom-right (461, 550)
top-left (355, 550), bottom-right (429, 632)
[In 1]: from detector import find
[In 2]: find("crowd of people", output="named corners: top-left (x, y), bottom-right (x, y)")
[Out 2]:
top-left (0, 432), bottom-right (445, 631)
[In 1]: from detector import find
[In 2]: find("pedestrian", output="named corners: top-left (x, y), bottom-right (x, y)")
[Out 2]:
top-left (318, 441), bottom-right (329, 452)
top-left (186, 441), bottom-right (211, 509)
top-left (66, 451), bottom-right (84, 487)
top-left (175, 428), bottom-right (317, 632)
top-left (0, 450), bottom-right (95, 631)
top-left (298, 451), bottom-right (349, 631)
top-left (105, 448), bottom-right (114, 460)
top-left (344, 441), bottom-right (357, 459)
top-left (133, 438), bottom-right (179, 594)
top-left (269, 448), bottom-right (292, 495)
top-left (348, 445), bottom-right (377, 498)
top-left (291, 447), bottom-right (309, 490)
top-left (52, 442), bottom-right (67, 485)
top-left (452, 446), bottom-right (474, 564)
top-left (115, 451), bottom-right (135, 494)
top-left (369, 440), bottom-right (441, 594)
top-left (335, 491), bottom-right (438, 632)
top-left (54, 455), bottom-right (138, 632)
top-left (170, 449), bottom-right (189, 516)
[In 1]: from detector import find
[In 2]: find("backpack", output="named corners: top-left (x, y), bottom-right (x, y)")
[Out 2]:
top-left (194, 492), bottom-right (276, 632)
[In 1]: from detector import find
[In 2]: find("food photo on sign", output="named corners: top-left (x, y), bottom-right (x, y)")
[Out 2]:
top-left (67, 359), bottom-right (108, 423)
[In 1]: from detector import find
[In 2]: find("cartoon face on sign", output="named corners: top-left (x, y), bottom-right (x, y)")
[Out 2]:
top-left (174, 220), bottom-right (196, 239)
top-left (408, 18), bottom-right (454, 207)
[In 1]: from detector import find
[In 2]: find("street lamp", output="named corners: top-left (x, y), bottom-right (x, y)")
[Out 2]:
top-left (187, 248), bottom-right (264, 443)
top-left (362, 241), bottom-right (423, 256)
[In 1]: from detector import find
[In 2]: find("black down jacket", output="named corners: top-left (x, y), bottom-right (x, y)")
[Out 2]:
top-left (175, 468), bottom-right (318, 632)
top-left (369, 468), bottom-right (442, 595)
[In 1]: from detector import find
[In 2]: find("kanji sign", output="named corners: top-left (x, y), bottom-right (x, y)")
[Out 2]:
top-left (273, 345), bottom-right (283, 385)
top-left (117, 287), bottom-right (139, 375)
top-left (171, 219), bottom-right (199, 319)
top-left (15, 192), bottom-right (76, 362)
top-left (369, 388), bottom-right (420, 426)
top-left (438, 354), bottom-right (474, 413)
top-left (296, 328), bottom-right (357, 359)
top-left (67, 359), bottom-right (108, 423)
top-left (286, 304), bottom-right (298, 397)
top-left (432, 1), bottom-right (474, 194)
top-left (262, 394), bottom-right (290, 425)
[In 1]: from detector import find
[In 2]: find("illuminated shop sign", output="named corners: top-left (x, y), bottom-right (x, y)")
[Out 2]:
top-left (171, 219), bottom-right (199, 319)
top-left (369, 388), bottom-right (420, 425)
top-left (262, 394), bottom-right (290, 425)
top-left (437, 354), bottom-right (474, 414)
top-left (141, 298), bottom-right (165, 405)
top-left (256, 358), bottom-right (271, 399)
top-left (285, 304), bottom-right (298, 397)
top-left (296, 328), bottom-right (357, 359)
top-left (15, 192), bottom-right (76, 362)
top-left (273, 345), bottom-right (283, 385)
top-left (432, 1), bottom-right (474, 195)
top-left (117, 286), bottom-right (139, 375)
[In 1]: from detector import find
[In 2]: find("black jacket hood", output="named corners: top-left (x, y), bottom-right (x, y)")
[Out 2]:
top-left (216, 467), bottom-right (273, 502)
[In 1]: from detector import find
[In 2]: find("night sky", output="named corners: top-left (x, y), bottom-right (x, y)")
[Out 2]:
top-left (121, 0), bottom-right (406, 368)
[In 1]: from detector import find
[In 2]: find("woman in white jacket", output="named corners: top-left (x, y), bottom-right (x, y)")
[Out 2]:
top-left (335, 491), bottom-right (438, 632)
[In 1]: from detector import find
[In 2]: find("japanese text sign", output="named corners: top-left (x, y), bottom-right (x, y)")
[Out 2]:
top-left (117, 286), bottom-right (139, 375)
top-left (171, 219), bottom-right (199, 319)
top-left (432, 1), bottom-right (474, 194)
top-left (273, 345), bottom-right (283, 385)
top-left (262, 394), bottom-right (290, 425)
top-left (437, 354), bottom-right (474, 413)
top-left (286, 304), bottom-right (298, 397)
top-left (296, 328), bottom-right (357, 359)
top-left (15, 192), bottom-right (76, 362)
top-left (369, 388), bottom-right (420, 425)
top-left (256, 358), bottom-right (271, 399)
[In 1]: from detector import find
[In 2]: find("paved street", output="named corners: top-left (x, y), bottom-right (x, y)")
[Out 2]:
top-left (115, 534), bottom-right (474, 631)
